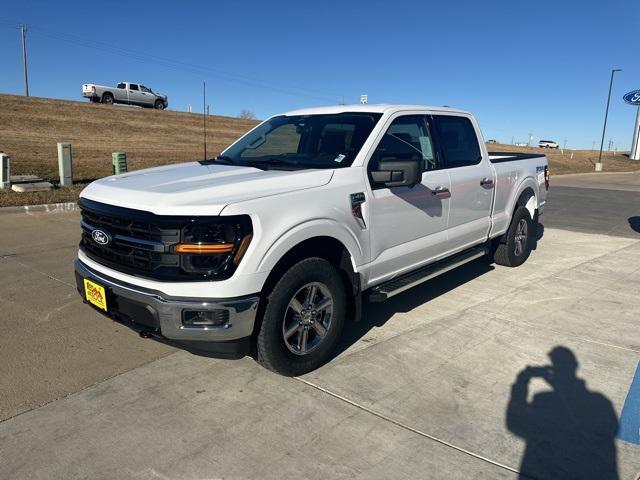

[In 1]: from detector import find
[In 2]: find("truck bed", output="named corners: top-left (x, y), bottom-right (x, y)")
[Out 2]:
top-left (488, 152), bottom-right (546, 163)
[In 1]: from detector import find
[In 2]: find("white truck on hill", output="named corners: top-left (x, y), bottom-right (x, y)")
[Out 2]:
top-left (82, 82), bottom-right (168, 110)
top-left (75, 104), bottom-right (549, 375)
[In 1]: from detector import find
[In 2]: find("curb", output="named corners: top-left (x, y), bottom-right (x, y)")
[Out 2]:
top-left (0, 202), bottom-right (79, 215)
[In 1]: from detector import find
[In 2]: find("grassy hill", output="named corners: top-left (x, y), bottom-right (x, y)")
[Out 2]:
top-left (0, 94), bottom-right (258, 181)
top-left (487, 143), bottom-right (640, 175)
top-left (1, 94), bottom-right (639, 206)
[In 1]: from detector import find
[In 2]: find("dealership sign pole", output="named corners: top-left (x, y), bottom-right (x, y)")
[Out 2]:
top-left (623, 90), bottom-right (640, 160)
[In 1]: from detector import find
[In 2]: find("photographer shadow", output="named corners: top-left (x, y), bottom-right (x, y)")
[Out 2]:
top-left (506, 346), bottom-right (619, 479)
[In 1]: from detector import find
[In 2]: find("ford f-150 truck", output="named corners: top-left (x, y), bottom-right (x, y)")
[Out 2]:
top-left (75, 105), bottom-right (549, 375)
top-left (82, 82), bottom-right (168, 109)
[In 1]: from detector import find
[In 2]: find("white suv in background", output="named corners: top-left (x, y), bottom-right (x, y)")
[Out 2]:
top-left (538, 140), bottom-right (559, 149)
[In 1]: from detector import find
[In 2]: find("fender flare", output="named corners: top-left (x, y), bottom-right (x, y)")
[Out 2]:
top-left (256, 218), bottom-right (364, 274)
top-left (511, 177), bottom-right (539, 220)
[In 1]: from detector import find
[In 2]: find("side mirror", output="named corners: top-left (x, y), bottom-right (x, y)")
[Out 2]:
top-left (370, 157), bottom-right (421, 188)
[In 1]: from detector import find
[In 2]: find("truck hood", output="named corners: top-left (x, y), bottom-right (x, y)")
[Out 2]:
top-left (80, 162), bottom-right (334, 216)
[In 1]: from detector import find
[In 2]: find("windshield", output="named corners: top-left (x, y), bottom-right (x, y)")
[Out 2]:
top-left (220, 113), bottom-right (382, 170)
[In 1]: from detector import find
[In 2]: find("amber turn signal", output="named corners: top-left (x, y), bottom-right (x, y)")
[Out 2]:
top-left (174, 243), bottom-right (234, 254)
top-left (233, 234), bottom-right (253, 265)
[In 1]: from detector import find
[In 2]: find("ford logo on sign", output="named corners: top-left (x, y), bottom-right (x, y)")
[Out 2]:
top-left (623, 90), bottom-right (640, 106)
top-left (91, 229), bottom-right (112, 246)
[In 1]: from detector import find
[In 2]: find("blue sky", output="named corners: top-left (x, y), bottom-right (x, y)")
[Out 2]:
top-left (1, 0), bottom-right (639, 149)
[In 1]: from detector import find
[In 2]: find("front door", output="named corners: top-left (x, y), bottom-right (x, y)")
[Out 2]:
top-left (366, 114), bottom-right (451, 285)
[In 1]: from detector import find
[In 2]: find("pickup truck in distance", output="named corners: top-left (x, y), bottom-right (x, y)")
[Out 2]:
top-left (82, 82), bottom-right (168, 109)
top-left (75, 105), bottom-right (549, 375)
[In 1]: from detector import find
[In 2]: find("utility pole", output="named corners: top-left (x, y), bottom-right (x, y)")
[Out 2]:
top-left (607, 139), bottom-right (613, 151)
top-left (203, 81), bottom-right (207, 161)
top-left (597, 68), bottom-right (622, 171)
top-left (21, 25), bottom-right (29, 97)
top-left (527, 131), bottom-right (533, 147)
top-left (563, 138), bottom-right (567, 149)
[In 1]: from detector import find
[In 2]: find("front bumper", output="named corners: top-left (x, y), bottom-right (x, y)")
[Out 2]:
top-left (75, 260), bottom-right (259, 358)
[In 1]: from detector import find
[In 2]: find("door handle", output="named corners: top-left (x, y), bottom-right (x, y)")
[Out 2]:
top-left (432, 186), bottom-right (451, 198)
top-left (480, 177), bottom-right (494, 188)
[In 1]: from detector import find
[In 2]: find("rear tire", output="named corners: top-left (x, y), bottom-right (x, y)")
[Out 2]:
top-left (101, 93), bottom-right (114, 105)
top-left (493, 206), bottom-right (533, 267)
top-left (256, 257), bottom-right (346, 376)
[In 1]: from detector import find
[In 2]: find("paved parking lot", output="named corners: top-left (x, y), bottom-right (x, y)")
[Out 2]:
top-left (1, 173), bottom-right (639, 479)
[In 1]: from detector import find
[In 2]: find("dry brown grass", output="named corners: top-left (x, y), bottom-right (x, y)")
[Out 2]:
top-left (487, 143), bottom-right (640, 175)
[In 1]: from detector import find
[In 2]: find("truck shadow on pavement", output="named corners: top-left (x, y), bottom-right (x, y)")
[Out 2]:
top-left (335, 222), bottom-right (545, 358)
top-left (334, 257), bottom-right (495, 359)
top-left (506, 346), bottom-right (619, 480)
top-left (629, 216), bottom-right (640, 234)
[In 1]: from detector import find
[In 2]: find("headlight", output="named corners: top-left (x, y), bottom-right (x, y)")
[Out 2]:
top-left (173, 215), bottom-right (252, 279)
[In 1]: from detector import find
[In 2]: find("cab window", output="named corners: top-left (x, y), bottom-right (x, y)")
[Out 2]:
top-left (434, 115), bottom-right (482, 168)
top-left (129, 84), bottom-right (139, 91)
top-left (370, 115), bottom-right (438, 172)
top-left (140, 85), bottom-right (152, 93)
top-left (117, 83), bottom-right (126, 89)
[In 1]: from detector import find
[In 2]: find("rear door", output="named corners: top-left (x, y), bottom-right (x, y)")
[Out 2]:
top-left (114, 83), bottom-right (128, 102)
top-left (366, 113), bottom-right (451, 284)
top-left (433, 114), bottom-right (493, 252)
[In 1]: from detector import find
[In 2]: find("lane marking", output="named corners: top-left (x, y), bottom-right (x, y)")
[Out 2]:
top-left (618, 360), bottom-right (640, 445)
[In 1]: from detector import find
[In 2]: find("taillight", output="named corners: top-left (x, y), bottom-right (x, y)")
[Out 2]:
top-left (544, 166), bottom-right (550, 190)
top-left (92, 86), bottom-right (96, 92)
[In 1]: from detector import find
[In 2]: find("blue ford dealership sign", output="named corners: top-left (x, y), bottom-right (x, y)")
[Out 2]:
top-left (623, 90), bottom-right (640, 105)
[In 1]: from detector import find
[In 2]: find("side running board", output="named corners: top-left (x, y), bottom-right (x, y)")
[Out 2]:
top-left (368, 246), bottom-right (489, 302)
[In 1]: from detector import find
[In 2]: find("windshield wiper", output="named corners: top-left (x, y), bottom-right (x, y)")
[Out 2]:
top-left (246, 157), bottom-right (300, 170)
top-left (200, 155), bottom-right (237, 166)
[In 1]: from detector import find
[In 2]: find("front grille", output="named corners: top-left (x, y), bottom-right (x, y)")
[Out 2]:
top-left (79, 199), bottom-right (186, 280)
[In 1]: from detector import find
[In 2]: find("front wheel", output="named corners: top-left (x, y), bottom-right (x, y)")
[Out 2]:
top-left (154, 100), bottom-right (165, 110)
top-left (256, 257), bottom-right (346, 376)
top-left (493, 206), bottom-right (533, 267)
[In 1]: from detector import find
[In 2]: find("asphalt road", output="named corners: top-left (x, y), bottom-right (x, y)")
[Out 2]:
top-left (1, 172), bottom-right (639, 479)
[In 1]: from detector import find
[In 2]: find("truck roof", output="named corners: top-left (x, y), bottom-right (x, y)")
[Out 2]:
top-left (282, 104), bottom-right (471, 116)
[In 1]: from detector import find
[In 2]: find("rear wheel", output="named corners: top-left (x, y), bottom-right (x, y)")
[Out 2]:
top-left (256, 257), bottom-right (346, 376)
top-left (493, 206), bottom-right (533, 267)
top-left (101, 93), bottom-right (114, 105)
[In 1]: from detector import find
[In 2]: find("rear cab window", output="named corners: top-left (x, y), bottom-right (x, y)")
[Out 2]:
top-left (433, 115), bottom-right (482, 168)
top-left (129, 84), bottom-right (139, 91)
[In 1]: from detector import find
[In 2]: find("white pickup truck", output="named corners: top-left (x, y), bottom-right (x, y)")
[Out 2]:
top-left (75, 104), bottom-right (549, 375)
top-left (82, 81), bottom-right (168, 109)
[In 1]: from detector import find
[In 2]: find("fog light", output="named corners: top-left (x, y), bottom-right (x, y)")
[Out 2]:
top-left (182, 309), bottom-right (230, 327)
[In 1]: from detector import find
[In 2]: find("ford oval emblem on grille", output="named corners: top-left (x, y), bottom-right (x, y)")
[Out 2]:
top-left (91, 229), bottom-right (112, 246)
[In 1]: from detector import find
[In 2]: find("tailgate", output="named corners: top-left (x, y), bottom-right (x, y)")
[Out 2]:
top-left (82, 84), bottom-right (96, 94)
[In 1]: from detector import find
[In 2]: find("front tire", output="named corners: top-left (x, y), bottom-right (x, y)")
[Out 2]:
top-left (256, 257), bottom-right (346, 376)
top-left (493, 206), bottom-right (533, 267)
top-left (154, 100), bottom-right (165, 110)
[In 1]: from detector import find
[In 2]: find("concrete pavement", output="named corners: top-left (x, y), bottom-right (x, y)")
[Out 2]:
top-left (1, 174), bottom-right (640, 479)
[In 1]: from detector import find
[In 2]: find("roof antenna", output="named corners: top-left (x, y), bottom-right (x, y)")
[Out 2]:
top-left (203, 81), bottom-right (207, 161)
